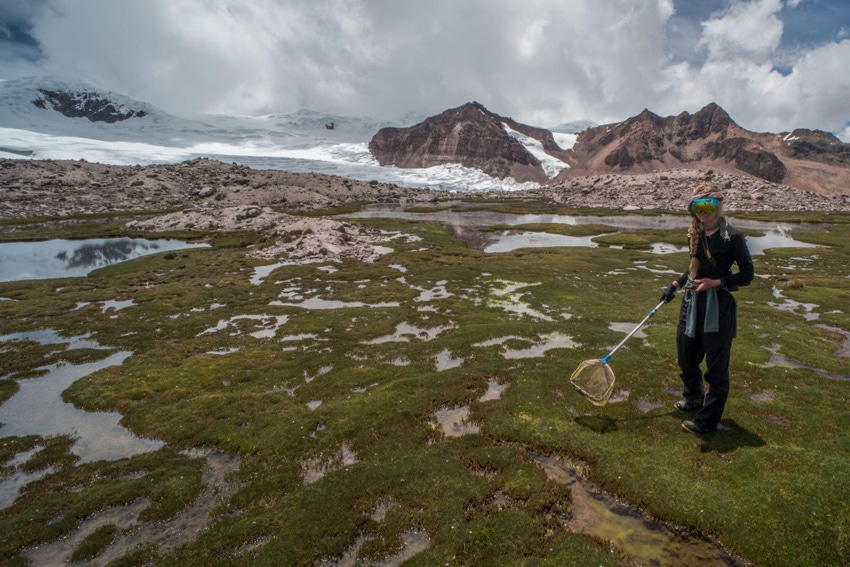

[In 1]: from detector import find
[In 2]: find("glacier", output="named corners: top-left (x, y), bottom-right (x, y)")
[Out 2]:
top-left (0, 77), bottom-right (583, 193)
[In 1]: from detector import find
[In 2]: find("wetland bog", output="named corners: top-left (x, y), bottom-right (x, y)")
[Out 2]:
top-left (1, 202), bottom-right (849, 566)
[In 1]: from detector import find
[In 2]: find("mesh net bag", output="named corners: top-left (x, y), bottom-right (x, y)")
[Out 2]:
top-left (569, 359), bottom-right (616, 406)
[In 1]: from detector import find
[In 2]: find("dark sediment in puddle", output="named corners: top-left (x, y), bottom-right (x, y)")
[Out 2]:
top-left (532, 454), bottom-right (749, 567)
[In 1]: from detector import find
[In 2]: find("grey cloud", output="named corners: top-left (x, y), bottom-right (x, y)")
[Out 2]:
top-left (3, 0), bottom-right (849, 139)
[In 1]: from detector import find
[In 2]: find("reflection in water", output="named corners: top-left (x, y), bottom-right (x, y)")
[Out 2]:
top-left (479, 380), bottom-right (508, 402)
top-left (343, 205), bottom-right (822, 255)
top-left (488, 280), bottom-right (558, 321)
top-left (475, 333), bottom-right (580, 359)
top-left (57, 239), bottom-right (143, 268)
top-left (483, 231), bottom-right (598, 253)
top-left (768, 286), bottom-right (819, 321)
top-left (0, 331), bottom-right (164, 482)
top-left (0, 238), bottom-right (208, 282)
top-left (433, 405), bottom-right (480, 437)
top-left (0, 447), bottom-right (55, 510)
top-left (363, 322), bottom-right (455, 344)
top-left (434, 348), bottom-right (465, 371)
top-left (760, 345), bottom-right (850, 381)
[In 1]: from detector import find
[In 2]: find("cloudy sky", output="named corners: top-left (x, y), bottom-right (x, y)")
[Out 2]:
top-left (2, 0), bottom-right (849, 139)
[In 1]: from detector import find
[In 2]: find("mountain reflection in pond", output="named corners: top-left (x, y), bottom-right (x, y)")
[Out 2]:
top-left (0, 238), bottom-right (209, 282)
top-left (342, 205), bottom-right (822, 255)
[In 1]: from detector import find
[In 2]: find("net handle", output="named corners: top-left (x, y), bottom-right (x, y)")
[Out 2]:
top-left (600, 300), bottom-right (666, 364)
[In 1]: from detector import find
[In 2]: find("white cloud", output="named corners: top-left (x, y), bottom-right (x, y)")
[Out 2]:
top-left (697, 0), bottom-right (784, 62)
top-left (3, 0), bottom-right (848, 140)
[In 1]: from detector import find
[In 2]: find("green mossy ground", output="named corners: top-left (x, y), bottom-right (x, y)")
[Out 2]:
top-left (1, 206), bottom-right (848, 566)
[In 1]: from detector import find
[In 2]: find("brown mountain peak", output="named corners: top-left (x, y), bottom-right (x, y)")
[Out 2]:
top-left (368, 102), bottom-right (568, 184)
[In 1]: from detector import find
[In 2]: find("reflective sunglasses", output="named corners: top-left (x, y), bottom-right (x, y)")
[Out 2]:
top-left (690, 197), bottom-right (720, 214)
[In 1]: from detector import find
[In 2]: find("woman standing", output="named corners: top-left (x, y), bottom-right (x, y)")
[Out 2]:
top-left (659, 183), bottom-right (755, 433)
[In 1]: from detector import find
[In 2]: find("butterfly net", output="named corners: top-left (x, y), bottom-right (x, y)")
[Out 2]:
top-left (569, 359), bottom-right (616, 406)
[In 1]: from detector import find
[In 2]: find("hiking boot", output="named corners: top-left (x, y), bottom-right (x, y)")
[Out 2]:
top-left (675, 399), bottom-right (703, 411)
top-left (681, 420), bottom-right (717, 434)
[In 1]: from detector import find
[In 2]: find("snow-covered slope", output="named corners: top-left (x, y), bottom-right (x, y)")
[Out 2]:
top-left (0, 77), bottom-right (576, 192)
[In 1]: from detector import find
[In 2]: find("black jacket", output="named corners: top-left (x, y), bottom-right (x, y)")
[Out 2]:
top-left (675, 217), bottom-right (755, 290)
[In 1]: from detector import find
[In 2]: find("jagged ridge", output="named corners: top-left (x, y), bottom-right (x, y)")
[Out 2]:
top-left (368, 102), bottom-right (571, 184)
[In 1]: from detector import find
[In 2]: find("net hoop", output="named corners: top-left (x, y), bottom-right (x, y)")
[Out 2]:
top-left (569, 359), bottom-right (616, 406)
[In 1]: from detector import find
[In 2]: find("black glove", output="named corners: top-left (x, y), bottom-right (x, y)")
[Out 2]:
top-left (660, 283), bottom-right (677, 303)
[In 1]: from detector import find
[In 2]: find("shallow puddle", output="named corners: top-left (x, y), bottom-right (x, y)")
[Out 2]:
top-left (364, 322), bottom-right (455, 344)
top-left (479, 380), bottom-right (508, 402)
top-left (532, 454), bottom-right (744, 567)
top-left (24, 449), bottom-right (241, 566)
top-left (413, 281), bottom-right (453, 302)
top-left (250, 261), bottom-right (289, 285)
top-left (760, 345), bottom-right (850, 381)
top-left (100, 299), bottom-right (135, 313)
top-left (302, 443), bottom-right (359, 485)
top-left (304, 365), bottom-right (334, 383)
top-left (322, 499), bottom-right (431, 567)
top-left (488, 280), bottom-right (556, 321)
top-left (431, 380), bottom-right (508, 438)
top-left (608, 389), bottom-right (631, 404)
top-left (206, 346), bottom-right (242, 355)
top-left (372, 531), bottom-right (431, 567)
top-left (609, 321), bottom-right (648, 339)
top-left (351, 382), bottom-right (380, 393)
top-left (0, 332), bottom-right (164, 465)
top-left (768, 286), bottom-right (819, 321)
top-left (483, 231), bottom-right (599, 253)
top-left (433, 405), bottom-right (480, 437)
top-left (476, 333), bottom-right (579, 359)
top-left (0, 238), bottom-right (208, 282)
top-left (0, 448), bottom-right (55, 510)
top-left (272, 296), bottom-right (400, 309)
top-left (434, 348), bottom-right (465, 371)
top-left (637, 398), bottom-right (665, 412)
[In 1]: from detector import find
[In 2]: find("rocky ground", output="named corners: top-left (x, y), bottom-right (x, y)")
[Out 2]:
top-left (3, 157), bottom-right (849, 264)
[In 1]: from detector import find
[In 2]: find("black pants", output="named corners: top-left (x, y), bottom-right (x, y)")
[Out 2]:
top-left (676, 289), bottom-right (737, 430)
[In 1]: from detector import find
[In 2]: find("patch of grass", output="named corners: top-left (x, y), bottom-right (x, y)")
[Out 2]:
top-left (70, 524), bottom-right (117, 562)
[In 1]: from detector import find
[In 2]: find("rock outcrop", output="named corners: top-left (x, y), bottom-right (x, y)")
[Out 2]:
top-left (31, 89), bottom-right (149, 123)
top-left (368, 102), bottom-right (571, 184)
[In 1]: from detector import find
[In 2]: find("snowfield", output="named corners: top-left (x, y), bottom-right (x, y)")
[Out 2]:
top-left (0, 77), bottom-right (583, 193)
